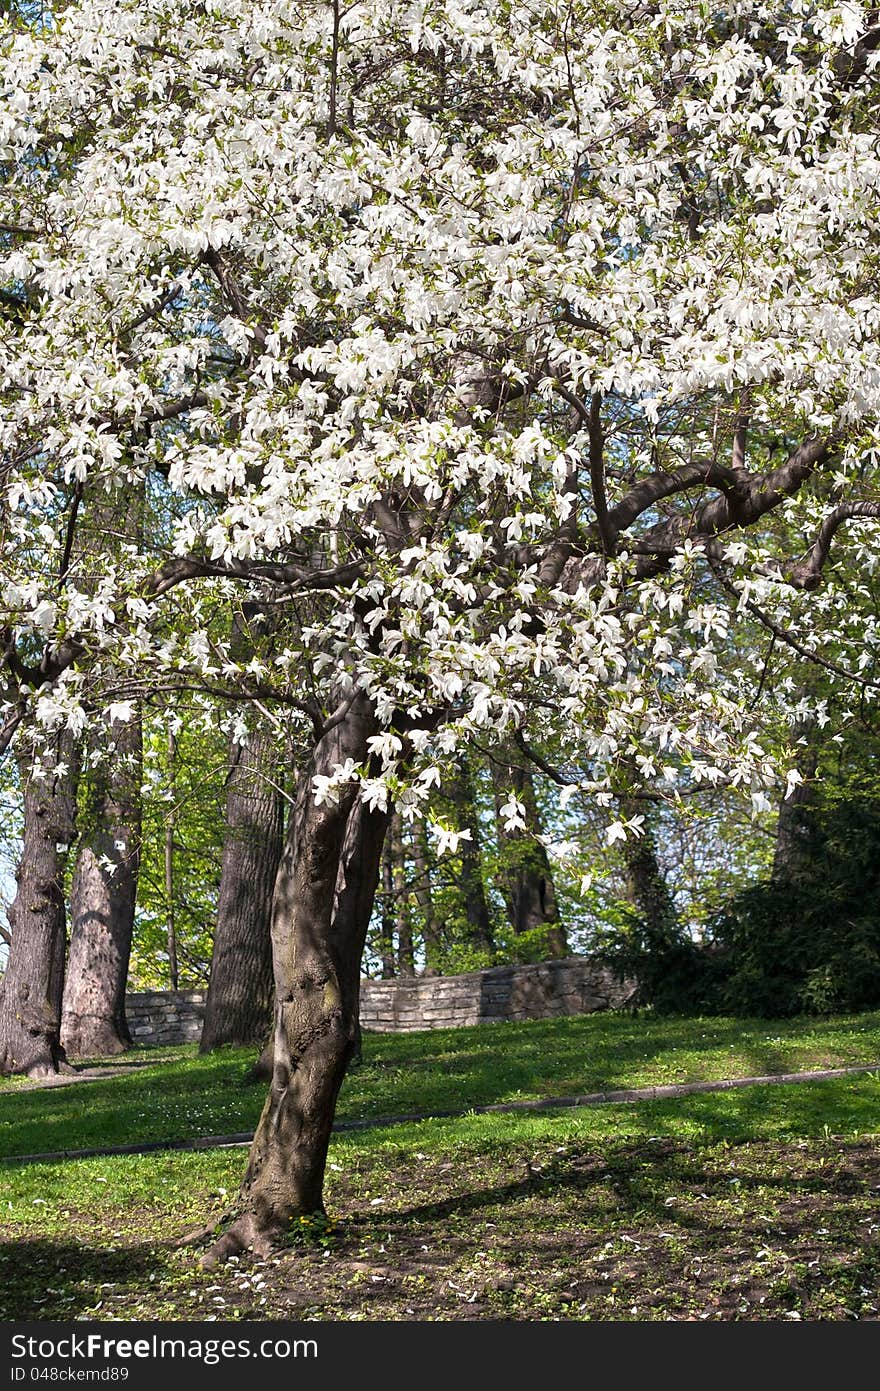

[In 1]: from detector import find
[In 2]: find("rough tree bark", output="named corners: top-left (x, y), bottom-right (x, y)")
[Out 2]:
top-left (200, 725), bottom-right (286, 1052)
top-left (60, 715), bottom-right (142, 1058)
top-left (620, 799), bottom-right (677, 940)
top-left (377, 840), bottom-right (397, 979)
top-left (0, 736), bottom-right (78, 1077)
top-left (204, 689), bottom-right (387, 1265)
top-left (773, 718), bottom-right (819, 883)
top-left (491, 749), bottom-right (567, 958)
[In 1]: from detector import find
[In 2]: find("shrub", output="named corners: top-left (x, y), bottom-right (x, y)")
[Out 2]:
top-left (708, 798), bottom-right (880, 1017)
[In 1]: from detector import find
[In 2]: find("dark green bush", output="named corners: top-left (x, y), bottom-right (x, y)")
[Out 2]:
top-left (607, 797), bottom-right (880, 1018)
top-left (708, 798), bottom-right (880, 1017)
top-left (601, 906), bottom-right (725, 1016)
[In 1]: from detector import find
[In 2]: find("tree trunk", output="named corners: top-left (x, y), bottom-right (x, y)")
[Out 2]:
top-left (164, 729), bottom-right (179, 991)
top-left (200, 726), bottom-right (285, 1052)
top-left (378, 838), bottom-right (397, 978)
top-left (773, 721), bottom-right (819, 883)
top-left (413, 821), bottom-right (442, 975)
top-left (448, 757), bottom-right (494, 953)
top-left (391, 809), bottom-right (414, 976)
top-left (61, 715), bottom-right (142, 1058)
top-left (492, 750), bottom-right (567, 958)
top-left (204, 690), bottom-right (387, 1266)
top-left (0, 737), bottom-right (78, 1077)
top-left (620, 800), bottom-right (676, 941)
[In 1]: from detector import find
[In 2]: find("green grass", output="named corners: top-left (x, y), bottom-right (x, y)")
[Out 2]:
top-left (2, 1011), bottom-right (879, 1321)
top-left (3, 1009), bottom-right (880, 1159)
top-left (2, 1074), bottom-right (878, 1320)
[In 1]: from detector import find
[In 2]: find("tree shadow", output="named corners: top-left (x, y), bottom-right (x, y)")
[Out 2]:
top-left (354, 1010), bottom-right (880, 1120)
top-left (347, 1083), bottom-right (879, 1239)
top-left (0, 1237), bottom-right (161, 1320)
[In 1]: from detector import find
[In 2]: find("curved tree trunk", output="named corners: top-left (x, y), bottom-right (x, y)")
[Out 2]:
top-left (204, 690), bottom-right (387, 1265)
top-left (61, 715), bottom-right (142, 1058)
top-left (0, 737), bottom-right (78, 1077)
top-left (492, 749), bottom-right (567, 958)
top-left (200, 726), bottom-right (286, 1052)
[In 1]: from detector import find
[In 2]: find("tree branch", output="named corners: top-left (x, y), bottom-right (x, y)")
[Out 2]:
top-left (201, 248), bottom-right (268, 354)
top-left (789, 501), bottom-right (880, 590)
top-left (512, 729), bottom-right (570, 785)
top-left (58, 482), bottom-right (84, 587)
top-left (142, 554), bottom-right (364, 599)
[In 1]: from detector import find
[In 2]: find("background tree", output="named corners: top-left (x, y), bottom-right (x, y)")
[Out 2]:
top-left (0, 736), bottom-right (78, 1076)
top-left (61, 714), bottom-right (141, 1057)
top-left (200, 713), bottom-right (287, 1052)
top-left (130, 709), bottom-right (228, 989)
top-left (491, 745), bottom-right (567, 959)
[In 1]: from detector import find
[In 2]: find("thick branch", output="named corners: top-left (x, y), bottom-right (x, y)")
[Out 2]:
top-left (0, 221), bottom-right (39, 239)
top-left (587, 392), bottom-right (614, 555)
top-left (202, 249), bottom-right (268, 354)
top-left (631, 435), bottom-right (834, 577)
top-left (606, 458), bottom-right (739, 536)
top-left (789, 501), bottom-right (880, 590)
top-left (142, 554), bottom-right (364, 599)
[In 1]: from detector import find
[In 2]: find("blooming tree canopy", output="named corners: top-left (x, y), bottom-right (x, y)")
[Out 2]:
top-left (1, 0), bottom-right (877, 813)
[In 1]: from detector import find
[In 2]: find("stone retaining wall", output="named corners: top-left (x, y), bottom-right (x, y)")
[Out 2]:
top-left (359, 957), bottom-right (636, 1033)
top-left (124, 958), bottom-right (635, 1045)
top-left (125, 989), bottom-right (207, 1046)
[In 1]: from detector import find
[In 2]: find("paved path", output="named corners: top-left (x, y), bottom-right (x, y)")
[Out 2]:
top-left (2, 1061), bottom-right (878, 1166)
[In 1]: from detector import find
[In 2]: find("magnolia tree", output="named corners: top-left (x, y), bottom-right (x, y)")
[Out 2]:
top-left (1, 0), bottom-right (879, 1258)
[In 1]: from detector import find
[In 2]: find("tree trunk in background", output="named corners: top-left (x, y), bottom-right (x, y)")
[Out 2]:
top-left (491, 749), bottom-right (567, 957)
top-left (391, 809), bottom-right (414, 975)
top-left (773, 721), bottom-right (819, 883)
top-left (378, 838), bottom-right (397, 978)
top-left (448, 757), bottom-right (494, 953)
top-left (0, 737), bottom-right (78, 1077)
top-left (620, 799), bottom-right (676, 940)
top-left (164, 729), bottom-right (179, 990)
top-left (204, 690), bottom-right (387, 1266)
top-left (413, 821), bottom-right (442, 975)
top-left (61, 716), bottom-right (142, 1058)
top-left (200, 726), bottom-right (285, 1052)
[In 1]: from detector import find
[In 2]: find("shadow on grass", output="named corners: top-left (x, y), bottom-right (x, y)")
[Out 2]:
top-left (349, 1010), bottom-right (880, 1116)
top-left (0, 1237), bottom-right (162, 1320)
top-left (347, 1081), bottom-right (880, 1239)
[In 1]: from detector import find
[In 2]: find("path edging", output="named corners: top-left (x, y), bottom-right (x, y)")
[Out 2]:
top-left (3, 1061), bottom-right (878, 1167)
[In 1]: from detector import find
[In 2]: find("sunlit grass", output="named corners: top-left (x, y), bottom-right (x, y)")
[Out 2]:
top-left (2, 1008), bottom-right (880, 1159)
top-left (2, 1073), bottom-right (878, 1320)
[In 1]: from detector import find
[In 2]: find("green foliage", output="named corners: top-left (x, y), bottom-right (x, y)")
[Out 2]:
top-left (711, 797), bottom-right (880, 1017)
top-left (130, 709), bottom-right (228, 988)
top-left (491, 921), bottom-right (567, 966)
top-left (427, 935), bottom-right (495, 975)
top-left (598, 902), bottom-right (723, 1016)
top-left (283, 1211), bottom-right (338, 1250)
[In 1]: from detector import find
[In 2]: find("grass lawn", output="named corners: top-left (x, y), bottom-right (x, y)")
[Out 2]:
top-left (1, 1011), bottom-right (879, 1321)
top-left (2, 1008), bottom-right (880, 1159)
